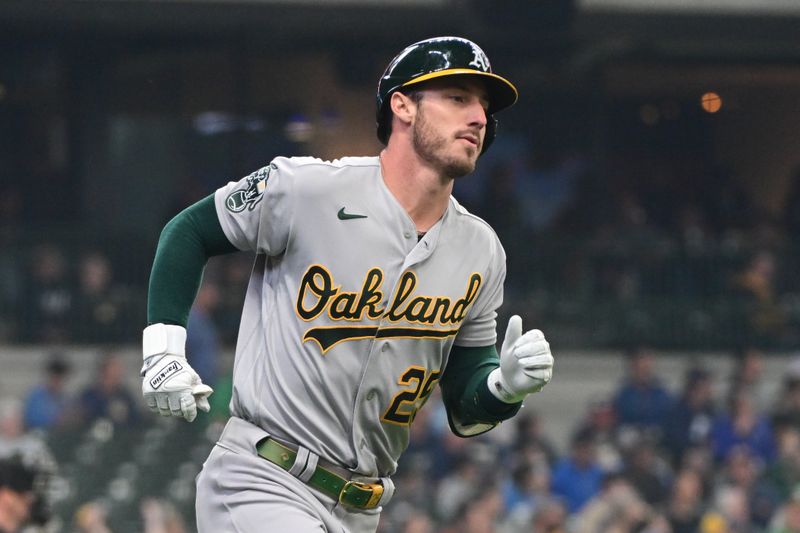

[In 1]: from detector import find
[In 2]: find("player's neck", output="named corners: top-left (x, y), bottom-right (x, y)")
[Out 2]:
top-left (379, 148), bottom-right (453, 233)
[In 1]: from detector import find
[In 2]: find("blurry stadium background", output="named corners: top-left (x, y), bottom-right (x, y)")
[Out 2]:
top-left (3, 0), bottom-right (800, 531)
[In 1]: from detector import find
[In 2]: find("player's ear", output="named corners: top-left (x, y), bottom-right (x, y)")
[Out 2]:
top-left (389, 91), bottom-right (416, 127)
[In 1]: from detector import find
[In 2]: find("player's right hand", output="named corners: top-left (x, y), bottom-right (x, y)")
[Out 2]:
top-left (488, 315), bottom-right (554, 403)
top-left (141, 323), bottom-right (213, 422)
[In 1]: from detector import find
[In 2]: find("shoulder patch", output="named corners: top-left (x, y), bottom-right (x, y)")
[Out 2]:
top-left (226, 164), bottom-right (275, 212)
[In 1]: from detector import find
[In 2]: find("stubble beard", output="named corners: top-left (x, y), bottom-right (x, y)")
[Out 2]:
top-left (411, 107), bottom-right (477, 180)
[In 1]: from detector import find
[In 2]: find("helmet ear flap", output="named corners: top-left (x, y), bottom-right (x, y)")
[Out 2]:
top-left (481, 116), bottom-right (497, 155)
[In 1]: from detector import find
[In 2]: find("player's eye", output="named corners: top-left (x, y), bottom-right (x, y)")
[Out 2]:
top-left (449, 94), bottom-right (466, 103)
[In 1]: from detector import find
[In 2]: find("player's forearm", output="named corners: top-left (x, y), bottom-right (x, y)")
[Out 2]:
top-left (147, 193), bottom-right (237, 326)
top-left (440, 344), bottom-right (522, 432)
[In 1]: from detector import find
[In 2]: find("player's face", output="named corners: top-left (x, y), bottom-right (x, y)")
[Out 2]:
top-left (410, 78), bottom-right (489, 179)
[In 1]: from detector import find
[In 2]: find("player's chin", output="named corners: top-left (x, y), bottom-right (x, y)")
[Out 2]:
top-left (444, 156), bottom-right (477, 179)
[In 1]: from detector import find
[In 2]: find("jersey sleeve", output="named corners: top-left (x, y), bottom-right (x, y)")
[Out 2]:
top-left (453, 236), bottom-right (506, 347)
top-left (440, 344), bottom-right (522, 438)
top-left (213, 159), bottom-right (294, 255)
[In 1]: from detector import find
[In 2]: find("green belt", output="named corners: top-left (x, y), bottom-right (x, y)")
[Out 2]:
top-left (256, 438), bottom-right (384, 510)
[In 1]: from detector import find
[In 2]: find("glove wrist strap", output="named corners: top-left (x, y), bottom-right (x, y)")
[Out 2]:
top-left (487, 368), bottom-right (527, 404)
top-left (143, 323), bottom-right (187, 360)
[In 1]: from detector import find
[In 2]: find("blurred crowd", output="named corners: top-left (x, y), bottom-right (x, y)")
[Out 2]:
top-left (4, 124), bottom-right (800, 531)
top-left (0, 244), bottom-right (145, 344)
top-left (455, 144), bottom-right (800, 349)
top-left (381, 346), bottom-right (800, 533)
top-left (5, 141), bottom-right (800, 349)
top-left (0, 350), bottom-right (193, 532)
top-left (2, 344), bottom-right (800, 532)
top-left (0, 242), bottom-right (252, 348)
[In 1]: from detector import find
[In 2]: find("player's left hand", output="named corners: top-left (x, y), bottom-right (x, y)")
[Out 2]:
top-left (487, 315), bottom-right (554, 403)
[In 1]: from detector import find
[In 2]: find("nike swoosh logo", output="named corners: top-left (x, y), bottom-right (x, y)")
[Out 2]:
top-left (337, 207), bottom-right (368, 220)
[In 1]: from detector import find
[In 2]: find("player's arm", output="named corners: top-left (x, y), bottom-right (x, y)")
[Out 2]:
top-left (441, 316), bottom-right (554, 437)
top-left (440, 344), bottom-right (521, 437)
top-left (142, 194), bottom-right (238, 422)
top-left (147, 193), bottom-right (237, 326)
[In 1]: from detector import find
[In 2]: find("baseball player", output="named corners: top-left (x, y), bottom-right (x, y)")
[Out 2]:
top-left (141, 36), bottom-right (555, 533)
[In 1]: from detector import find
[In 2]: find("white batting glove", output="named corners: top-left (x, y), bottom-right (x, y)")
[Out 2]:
top-left (141, 323), bottom-right (213, 422)
top-left (487, 315), bottom-right (554, 403)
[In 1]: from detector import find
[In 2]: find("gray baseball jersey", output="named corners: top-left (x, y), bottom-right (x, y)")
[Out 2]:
top-left (213, 156), bottom-right (505, 478)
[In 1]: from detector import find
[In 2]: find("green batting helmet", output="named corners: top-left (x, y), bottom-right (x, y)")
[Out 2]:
top-left (376, 36), bottom-right (518, 154)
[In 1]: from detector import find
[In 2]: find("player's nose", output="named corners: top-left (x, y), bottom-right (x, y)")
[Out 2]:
top-left (467, 101), bottom-right (488, 130)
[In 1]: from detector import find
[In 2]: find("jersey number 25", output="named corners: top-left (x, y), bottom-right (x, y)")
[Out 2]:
top-left (382, 366), bottom-right (441, 426)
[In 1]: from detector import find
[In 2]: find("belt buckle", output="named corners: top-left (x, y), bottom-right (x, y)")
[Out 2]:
top-left (338, 480), bottom-right (384, 509)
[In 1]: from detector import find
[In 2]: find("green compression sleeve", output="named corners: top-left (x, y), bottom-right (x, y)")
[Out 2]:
top-left (440, 344), bottom-right (522, 436)
top-left (147, 194), bottom-right (238, 326)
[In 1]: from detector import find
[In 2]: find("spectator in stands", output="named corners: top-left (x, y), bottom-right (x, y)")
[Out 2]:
top-left (728, 249), bottom-right (787, 347)
top-left (500, 461), bottom-right (551, 528)
top-left (140, 497), bottom-right (188, 533)
top-left (22, 354), bottom-right (73, 431)
top-left (715, 446), bottom-right (779, 528)
top-left (73, 500), bottom-right (111, 533)
top-left (666, 468), bottom-right (706, 533)
top-left (434, 455), bottom-right (483, 523)
top-left (402, 397), bottom-right (453, 482)
top-left (620, 436), bottom-right (672, 507)
top-left (530, 499), bottom-right (568, 533)
top-left (441, 481), bottom-right (503, 533)
top-left (387, 461), bottom-right (436, 528)
top-left (186, 279), bottom-right (222, 387)
top-left (729, 346), bottom-right (769, 409)
top-left (573, 472), bottom-right (668, 533)
top-left (771, 359), bottom-right (800, 430)
top-left (398, 514), bottom-right (434, 533)
top-left (550, 428), bottom-right (605, 513)
top-left (663, 366), bottom-right (717, 466)
top-left (512, 411), bottom-right (557, 467)
top-left (21, 244), bottom-right (74, 342)
top-left (73, 251), bottom-right (133, 343)
top-left (0, 457), bottom-right (37, 533)
top-left (77, 353), bottom-right (140, 428)
top-left (0, 399), bottom-right (57, 476)
top-left (767, 485), bottom-right (800, 533)
top-left (701, 485), bottom-right (752, 533)
top-left (711, 390), bottom-right (776, 465)
top-left (502, 456), bottom-right (566, 532)
top-left (577, 398), bottom-right (621, 472)
top-left (612, 346), bottom-right (673, 436)
top-left (762, 428), bottom-right (800, 511)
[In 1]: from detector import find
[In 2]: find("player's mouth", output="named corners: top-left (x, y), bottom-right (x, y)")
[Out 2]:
top-left (456, 133), bottom-right (480, 149)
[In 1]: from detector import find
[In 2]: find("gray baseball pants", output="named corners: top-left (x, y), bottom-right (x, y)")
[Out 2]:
top-left (195, 417), bottom-right (384, 533)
